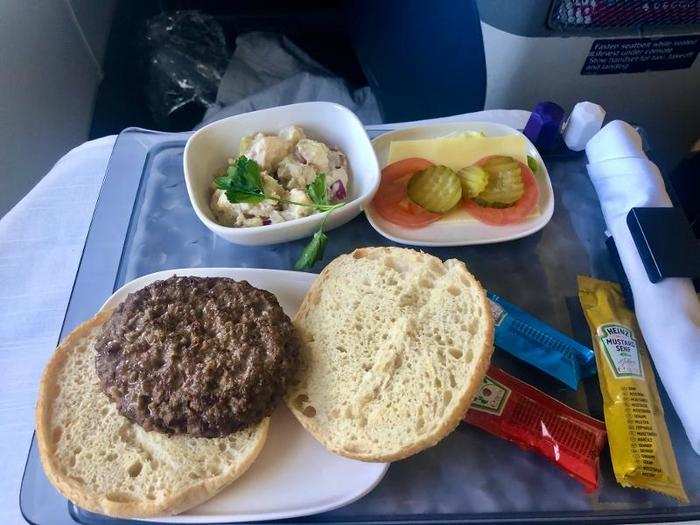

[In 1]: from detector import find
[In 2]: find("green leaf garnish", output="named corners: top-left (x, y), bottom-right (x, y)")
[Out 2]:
top-left (304, 172), bottom-right (343, 213)
top-left (294, 229), bottom-right (328, 270)
top-left (526, 155), bottom-right (538, 173)
top-left (306, 173), bottom-right (330, 207)
top-left (215, 156), bottom-right (344, 270)
top-left (215, 156), bottom-right (265, 204)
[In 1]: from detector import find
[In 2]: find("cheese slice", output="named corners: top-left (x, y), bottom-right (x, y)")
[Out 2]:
top-left (388, 133), bottom-right (528, 170)
top-left (387, 133), bottom-right (537, 223)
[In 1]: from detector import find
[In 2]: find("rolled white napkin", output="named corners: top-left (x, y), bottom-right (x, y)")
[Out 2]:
top-left (586, 120), bottom-right (700, 454)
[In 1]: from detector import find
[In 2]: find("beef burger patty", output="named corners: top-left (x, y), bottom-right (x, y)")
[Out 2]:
top-left (95, 276), bottom-right (299, 437)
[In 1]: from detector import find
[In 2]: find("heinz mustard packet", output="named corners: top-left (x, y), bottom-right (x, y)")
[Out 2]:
top-left (578, 275), bottom-right (688, 502)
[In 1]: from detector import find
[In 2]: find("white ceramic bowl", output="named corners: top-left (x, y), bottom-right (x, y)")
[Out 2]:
top-left (184, 102), bottom-right (380, 246)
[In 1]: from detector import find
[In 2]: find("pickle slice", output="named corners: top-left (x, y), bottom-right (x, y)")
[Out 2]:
top-left (407, 165), bottom-right (462, 213)
top-left (457, 166), bottom-right (489, 198)
top-left (527, 155), bottom-right (538, 173)
top-left (482, 156), bottom-right (520, 172)
top-left (476, 156), bottom-right (525, 207)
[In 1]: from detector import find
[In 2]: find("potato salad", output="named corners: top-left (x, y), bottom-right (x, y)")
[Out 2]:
top-left (210, 126), bottom-right (350, 227)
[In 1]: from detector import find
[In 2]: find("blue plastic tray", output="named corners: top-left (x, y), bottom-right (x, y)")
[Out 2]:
top-left (20, 127), bottom-right (700, 524)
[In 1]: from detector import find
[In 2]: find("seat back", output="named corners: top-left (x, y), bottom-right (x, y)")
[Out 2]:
top-left (347, 0), bottom-right (486, 122)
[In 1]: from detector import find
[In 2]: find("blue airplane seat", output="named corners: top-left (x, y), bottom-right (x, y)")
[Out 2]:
top-left (346, 0), bottom-right (487, 122)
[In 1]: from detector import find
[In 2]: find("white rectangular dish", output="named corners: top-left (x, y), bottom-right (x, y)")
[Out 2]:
top-left (100, 267), bottom-right (389, 523)
top-left (183, 102), bottom-right (380, 246)
top-left (365, 121), bottom-right (554, 246)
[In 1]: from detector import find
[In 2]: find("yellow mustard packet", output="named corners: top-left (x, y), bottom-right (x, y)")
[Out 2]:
top-left (577, 276), bottom-right (688, 502)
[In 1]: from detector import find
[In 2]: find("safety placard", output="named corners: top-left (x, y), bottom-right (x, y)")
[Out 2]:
top-left (581, 36), bottom-right (700, 75)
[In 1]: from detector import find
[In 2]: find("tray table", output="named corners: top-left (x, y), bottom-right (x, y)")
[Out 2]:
top-left (20, 126), bottom-right (700, 524)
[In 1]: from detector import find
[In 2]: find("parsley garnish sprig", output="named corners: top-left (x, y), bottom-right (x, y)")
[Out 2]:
top-left (215, 156), bottom-right (344, 270)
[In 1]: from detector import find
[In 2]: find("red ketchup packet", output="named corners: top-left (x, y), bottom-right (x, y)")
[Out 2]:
top-left (463, 365), bottom-right (607, 492)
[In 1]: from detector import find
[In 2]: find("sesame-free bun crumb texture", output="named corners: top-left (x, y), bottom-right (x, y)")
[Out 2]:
top-left (287, 247), bottom-right (494, 462)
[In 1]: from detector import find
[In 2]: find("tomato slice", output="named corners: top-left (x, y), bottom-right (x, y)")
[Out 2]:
top-left (375, 197), bottom-right (443, 228)
top-left (371, 158), bottom-right (442, 228)
top-left (462, 158), bottom-right (539, 226)
top-left (380, 157), bottom-right (434, 183)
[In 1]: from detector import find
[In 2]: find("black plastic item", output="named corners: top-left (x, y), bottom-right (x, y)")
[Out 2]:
top-left (142, 11), bottom-right (229, 130)
top-left (346, 0), bottom-right (486, 122)
top-left (627, 207), bottom-right (700, 283)
top-left (669, 149), bottom-right (700, 237)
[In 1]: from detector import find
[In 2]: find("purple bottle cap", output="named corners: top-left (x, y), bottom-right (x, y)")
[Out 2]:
top-left (523, 102), bottom-right (565, 152)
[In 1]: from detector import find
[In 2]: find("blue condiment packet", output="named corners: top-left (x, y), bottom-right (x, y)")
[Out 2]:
top-left (487, 291), bottom-right (596, 389)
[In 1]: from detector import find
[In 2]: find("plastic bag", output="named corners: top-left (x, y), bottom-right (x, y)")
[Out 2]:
top-left (143, 11), bottom-right (228, 128)
top-left (200, 32), bottom-right (382, 127)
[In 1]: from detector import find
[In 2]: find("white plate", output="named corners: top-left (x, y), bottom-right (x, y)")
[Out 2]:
top-left (365, 121), bottom-right (555, 246)
top-left (100, 268), bottom-right (389, 523)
